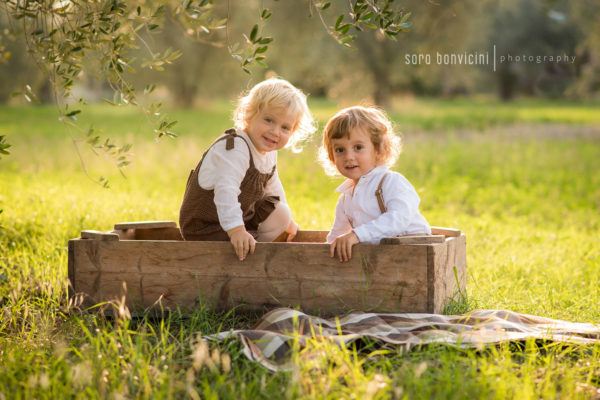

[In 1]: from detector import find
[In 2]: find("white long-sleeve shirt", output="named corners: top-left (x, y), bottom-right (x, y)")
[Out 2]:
top-left (326, 166), bottom-right (431, 244)
top-left (197, 129), bottom-right (286, 232)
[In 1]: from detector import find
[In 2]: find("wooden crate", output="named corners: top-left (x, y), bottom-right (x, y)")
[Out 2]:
top-left (68, 222), bottom-right (466, 316)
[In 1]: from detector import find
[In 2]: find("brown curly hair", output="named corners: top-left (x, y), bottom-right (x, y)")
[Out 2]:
top-left (319, 106), bottom-right (402, 176)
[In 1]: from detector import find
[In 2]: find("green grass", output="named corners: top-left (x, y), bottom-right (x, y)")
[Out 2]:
top-left (1, 99), bottom-right (599, 399)
top-left (388, 97), bottom-right (600, 131)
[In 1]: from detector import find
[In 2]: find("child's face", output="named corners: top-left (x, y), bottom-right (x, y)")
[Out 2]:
top-left (331, 127), bottom-right (379, 184)
top-left (245, 106), bottom-right (297, 154)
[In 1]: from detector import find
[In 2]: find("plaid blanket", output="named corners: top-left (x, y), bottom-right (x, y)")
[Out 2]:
top-left (208, 308), bottom-right (600, 371)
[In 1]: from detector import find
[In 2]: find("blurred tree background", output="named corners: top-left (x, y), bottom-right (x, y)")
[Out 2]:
top-left (1, 0), bottom-right (599, 108)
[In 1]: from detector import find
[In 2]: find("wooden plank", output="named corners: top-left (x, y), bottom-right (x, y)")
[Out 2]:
top-left (114, 221), bottom-right (177, 230)
top-left (81, 230), bottom-right (119, 241)
top-left (431, 234), bottom-right (467, 313)
top-left (263, 243), bottom-right (428, 288)
top-left (73, 271), bottom-right (424, 315)
top-left (272, 231), bottom-right (288, 242)
top-left (68, 240), bottom-right (75, 298)
top-left (71, 241), bottom-right (428, 287)
top-left (112, 229), bottom-right (135, 240)
top-left (111, 228), bottom-right (325, 243)
top-left (430, 226), bottom-right (461, 237)
top-left (70, 239), bottom-right (430, 314)
top-left (380, 235), bottom-right (445, 245)
top-left (428, 243), bottom-right (448, 314)
top-left (292, 230), bottom-right (328, 243)
top-left (134, 227), bottom-right (183, 241)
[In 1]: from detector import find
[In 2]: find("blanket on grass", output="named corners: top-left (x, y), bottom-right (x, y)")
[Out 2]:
top-left (207, 308), bottom-right (600, 371)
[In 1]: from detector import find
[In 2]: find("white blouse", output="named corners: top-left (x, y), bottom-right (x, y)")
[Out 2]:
top-left (326, 166), bottom-right (431, 244)
top-left (197, 130), bottom-right (286, 232)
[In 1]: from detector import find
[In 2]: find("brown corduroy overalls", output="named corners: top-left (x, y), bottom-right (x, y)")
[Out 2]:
top-left (179, 129), bottom-right (279, 241)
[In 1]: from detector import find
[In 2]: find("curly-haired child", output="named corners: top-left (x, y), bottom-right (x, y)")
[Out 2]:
top-left (320, 106), bottom-right (431, 262)
top-left (180, 78), bottom-right (316, 261)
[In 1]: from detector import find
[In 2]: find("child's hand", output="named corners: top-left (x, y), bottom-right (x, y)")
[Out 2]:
top-left (330, 231), bottom-right (360, 262)
top-left (227, 226), bottom-right (255, 261)
top-left (285, 220), bottom-right (299, 242)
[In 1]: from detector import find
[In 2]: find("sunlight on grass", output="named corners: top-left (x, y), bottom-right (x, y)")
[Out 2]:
top-left (1, 100), bottom-right (599, 398)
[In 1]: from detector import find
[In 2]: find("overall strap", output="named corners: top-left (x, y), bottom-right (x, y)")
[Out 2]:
top-left (195, 129), bottom-right (255, 175)
top-left (342, 193), bottom-right (353, 228)
top-left (375, 172), bottom-right (390, 214)
top-left (222, 128), bottom-right (255, 167)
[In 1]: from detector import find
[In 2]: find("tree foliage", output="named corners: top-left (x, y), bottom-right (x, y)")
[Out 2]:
top-left (0, 0), bottom-right (411, 186)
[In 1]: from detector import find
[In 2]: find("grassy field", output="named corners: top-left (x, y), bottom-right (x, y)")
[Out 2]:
top-left (1, 98), bottom-right (599, 399)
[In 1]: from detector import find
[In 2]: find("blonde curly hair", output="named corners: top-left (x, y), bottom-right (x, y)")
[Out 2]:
top-left (233, 78), bottom-right (316, 153)
top-left (319, 106), bottom-right (402, 176)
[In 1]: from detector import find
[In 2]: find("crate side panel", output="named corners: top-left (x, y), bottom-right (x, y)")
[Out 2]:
top-left (68, 240), bottom-right (75, 298)
top-left (249, 243), bottom-right (429, 312)
top-left (71, 240), bottom-right (248, 309)
top-left (298, 280), bottom-right (428, 314)
top-left (432, 234), bottom-right (467, 313)
top-left (430, 243), bottom-right (447, 313)
top-left (70, 240), bottom-right (130, 308)
top-left (70, 240), bottom-right (430, 313)
top-left (264, 243), bottom-right (428, 282)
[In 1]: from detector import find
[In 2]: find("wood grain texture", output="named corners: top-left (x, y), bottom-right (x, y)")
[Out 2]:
top-left (68, 240), bottom-right (75, 299)
top-left (69, 230), bottom-right (466, 315)
top-left (110, 227), bottom-right (183, 241)
top-left (380, 235), bottom-right (445, 245)
top-left (430, 227), bottom-right (461, 237)
top-left (111, 228), bottom-right (325, 243)
top-left (80, 230), bottom-right (119, 241)
top-left (292, 230), bottom-right (328, 243)
top-left (70, 239), bottom-right (432, 314)
top-left (431, 234), bottom-right (467, 313)
top-left (114, 221), bottom-right (177, 230)
top-left (134, 227), bottom-right (183, 241)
